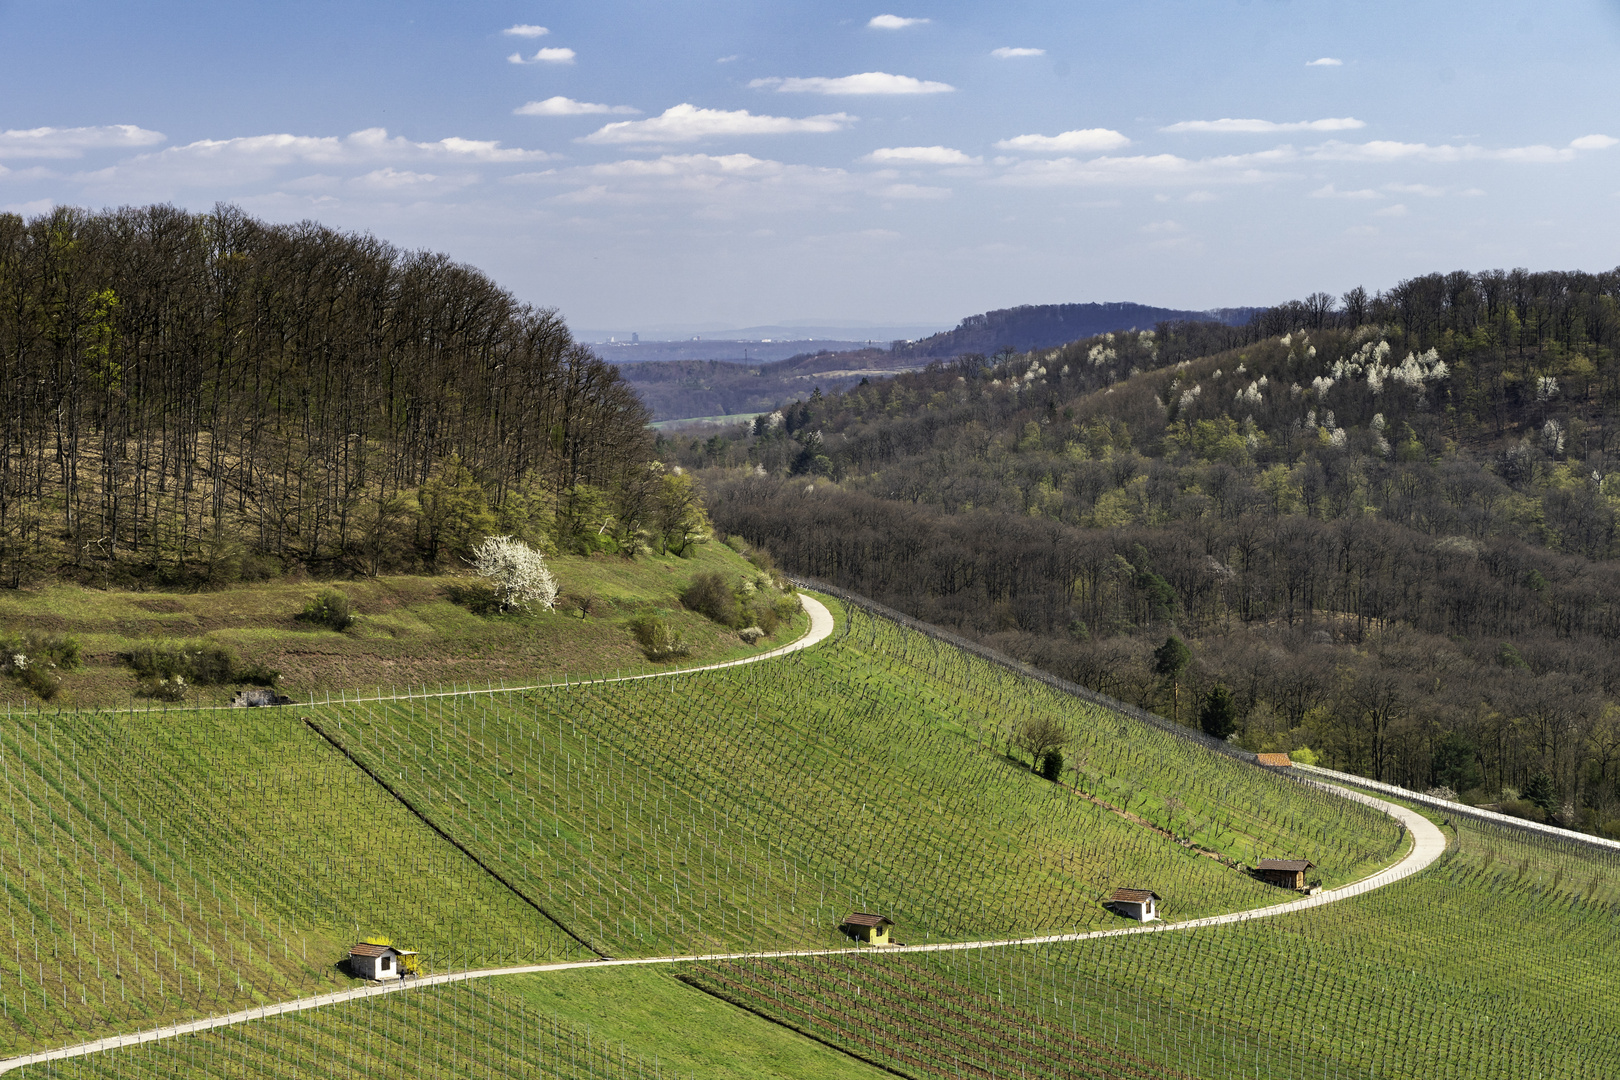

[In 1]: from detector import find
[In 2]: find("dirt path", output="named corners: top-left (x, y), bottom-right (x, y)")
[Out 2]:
top-left (0, 773), bottom-right (1446, 1074)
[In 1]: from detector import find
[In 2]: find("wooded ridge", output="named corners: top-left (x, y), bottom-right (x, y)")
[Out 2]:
top-left (674, 266), bottom-right (1620, 836)
top-left (0, 204), bottom-right (690, 586)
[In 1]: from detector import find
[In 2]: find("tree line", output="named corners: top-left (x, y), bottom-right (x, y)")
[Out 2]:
top-left (671, 264), bottom-right (1620, 834)
top-left (0, 204), bottom-right (703, 586)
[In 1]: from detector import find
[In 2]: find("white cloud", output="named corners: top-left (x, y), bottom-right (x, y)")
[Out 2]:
top-left (75, 127), bottom-right (549, 189)
top-left (868, 15), bottom-right (928, 29)
top-left (509, 47), bottom-right (576, 65)
top-left (0, 125), bottom-right (166, 159)
top-left (1306, 138), bottom-right (1613, 164)
top-left (995, 147), bottom-right (1295, 188)
top-left (1306, 57), bottom-right (1343, 67)
top-left (580, 104), bottom-right (855, 145)
top-left (1163, 117), bottom-right (1364, 134)
top-left (1142, 219), bottom-right (1183, 234)
top-left (1310, 183), bottom-right (1381, 199)
top-left (750, 72), bottom-right (953, 95)
top-left (516, 97), bottom-right (640, 117)
top-left (501, 24), bottom-right (548, 37)
top-left (1373, 203), bottom-right (1408, 217)
top-left (863, 145), bottom-right (980, 165)
top-left (716, 55), bottom-right (739, 64)
top-left (992, 47), bottom-right (1045, 59)
top-left (874, 183), bottom-right (950, 199)
top-left (993, 128), bottom-right (1130, 153)
top-left (1571, 134), bottom-right (1618, 150)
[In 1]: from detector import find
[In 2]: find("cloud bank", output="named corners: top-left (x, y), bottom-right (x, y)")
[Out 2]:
top-left (1163, 117), bottom-right (1365, 134)
top-left (580, 104), bottom-right (855, 145)
top-left (991, 47), bottom-right (1045, 59)
top-left (501, 25), bottom-right (548, 37)
top-left (750, 72), bottom-right (953, 95)
top-left (0, 125), bottom-right (166, 158)
top-left (863, 146), bottom-right (980, 165)
top-left (994, 128), bottom-right (1130, 153)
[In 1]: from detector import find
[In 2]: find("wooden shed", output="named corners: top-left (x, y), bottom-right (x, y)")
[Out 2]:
top-left (1255, 753), bottom-right (1293, 768)
top-left (347, 942), bottom-right (416, 981)
top-left (1106, 888), bottom-right (1161, 922)
top-left (839, 912), bottom-right (895, 945)
top-left (1254, 858), bottom-right (1315, 890)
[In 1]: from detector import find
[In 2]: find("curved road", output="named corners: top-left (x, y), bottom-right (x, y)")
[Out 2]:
top-left (0, 595), bottom-right (1446, 1074)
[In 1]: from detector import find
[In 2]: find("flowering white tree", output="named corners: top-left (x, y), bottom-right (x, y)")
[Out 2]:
top-left (470, 535), bottom-right (559, 612)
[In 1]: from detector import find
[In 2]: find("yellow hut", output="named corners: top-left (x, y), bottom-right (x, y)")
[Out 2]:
top-left (839, 911), bottom-right (895, 945)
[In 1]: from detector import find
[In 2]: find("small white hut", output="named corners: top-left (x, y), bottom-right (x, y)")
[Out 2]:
top-left (348, 942), bottom-right (416, 981)
top-left (1107, 888), bottom-right (1161, 922)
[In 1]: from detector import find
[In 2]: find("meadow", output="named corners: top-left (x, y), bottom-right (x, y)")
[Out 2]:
top-left (0, 543), bottom-right (803, 711)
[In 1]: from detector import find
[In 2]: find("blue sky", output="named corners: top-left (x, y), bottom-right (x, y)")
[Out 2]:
top-left (2, 1), bottom-right (1618, 336)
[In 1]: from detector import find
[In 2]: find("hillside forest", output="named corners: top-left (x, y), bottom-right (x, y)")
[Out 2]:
top-left (670, 267), bottom-right (1620, 835)
top-left (0, 205), bottom-right (709, 589)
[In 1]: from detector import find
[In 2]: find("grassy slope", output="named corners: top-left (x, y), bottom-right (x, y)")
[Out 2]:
top-left (21, 968), bottom-right (888, 1080)
top-left (0, 596), bottom-right (1400, 1065)
top-left (0, 705), bottom-right (590, 1058)
top-left (318, 603), bottom-right (1399, 959)
top-left (0, 543), bottom-right (804, 710)
top-left (692, 813), bottom-right (1620, 1078)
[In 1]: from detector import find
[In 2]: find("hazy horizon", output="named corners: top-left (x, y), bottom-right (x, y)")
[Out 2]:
top-left (3, 1), bottom-right (1617, 330)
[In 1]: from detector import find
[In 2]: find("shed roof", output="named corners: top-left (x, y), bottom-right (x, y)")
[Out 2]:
top-left (1109, 888), bottom-right (1161, 903)
top-left (348, 943), bottom-right (399, 959)
top-left (1256, 859), bottom-right (1314, 872)
top-left (1255, 753), bottom-right (1294, 767)
top-left (841, 912), bottom-right (893, 928)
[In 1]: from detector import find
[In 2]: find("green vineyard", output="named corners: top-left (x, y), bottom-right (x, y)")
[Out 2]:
top-left (0, 601), bottom-right (1399, 1061)
top-left (686, 814), bottom-right (1620, 1078)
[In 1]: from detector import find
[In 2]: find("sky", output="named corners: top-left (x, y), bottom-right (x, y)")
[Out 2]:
top-left (2, 1), bottom-right (1618, 337)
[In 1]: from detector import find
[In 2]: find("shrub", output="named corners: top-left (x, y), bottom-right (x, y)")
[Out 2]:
top-left (138, 676), bottom-right (187, 702)
top-left (298, 589), bottom-right (355, 631)
top-left (629, 614), bottom-right (690, 660)
top-left (680, 571), bottom-right (741, 627)
top-left (1038, 748), bottom-right (1064, 782)
top-left (124, 639), bottom-right (278, 687)
top-left (0, 632), bottom-right (81, 701)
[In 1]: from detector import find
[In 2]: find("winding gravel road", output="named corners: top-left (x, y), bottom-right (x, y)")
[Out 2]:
top-left (0, 594), bottom-right (1446, 1074)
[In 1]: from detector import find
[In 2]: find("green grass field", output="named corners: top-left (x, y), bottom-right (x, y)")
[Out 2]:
top-left (0, 543), bottom-right (803, 711)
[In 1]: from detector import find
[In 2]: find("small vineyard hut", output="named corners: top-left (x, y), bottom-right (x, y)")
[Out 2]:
top-left (348, 942), bottom-right (414, 981)
top-left (1255, 753), bottom-right (1293, 768)
top-left (840, 912), bottom-right (894, 945)
top-left (1108, 888), bottom-right (1161, 922)
top-left (1255, 859), bottom-right (1315, 890)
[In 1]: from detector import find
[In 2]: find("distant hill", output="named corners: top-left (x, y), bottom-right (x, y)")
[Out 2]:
top-left (591, 338), bottom-right (874, 365)
top-left (619, 348), bottom-right (917, 423)
top-left (893, 302), bottom-right (1261, 359)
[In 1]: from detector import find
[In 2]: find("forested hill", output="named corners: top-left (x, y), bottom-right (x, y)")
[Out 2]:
top-left (891, 301), bottom-right (1262, 359)
top-left (0, 205), bottom-right (673, 587)
top-left (670, 266), bottom-right (1620, 836)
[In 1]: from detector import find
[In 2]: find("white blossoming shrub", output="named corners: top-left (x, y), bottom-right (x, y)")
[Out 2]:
top-left (471, 535), bottom-right (559, 612)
